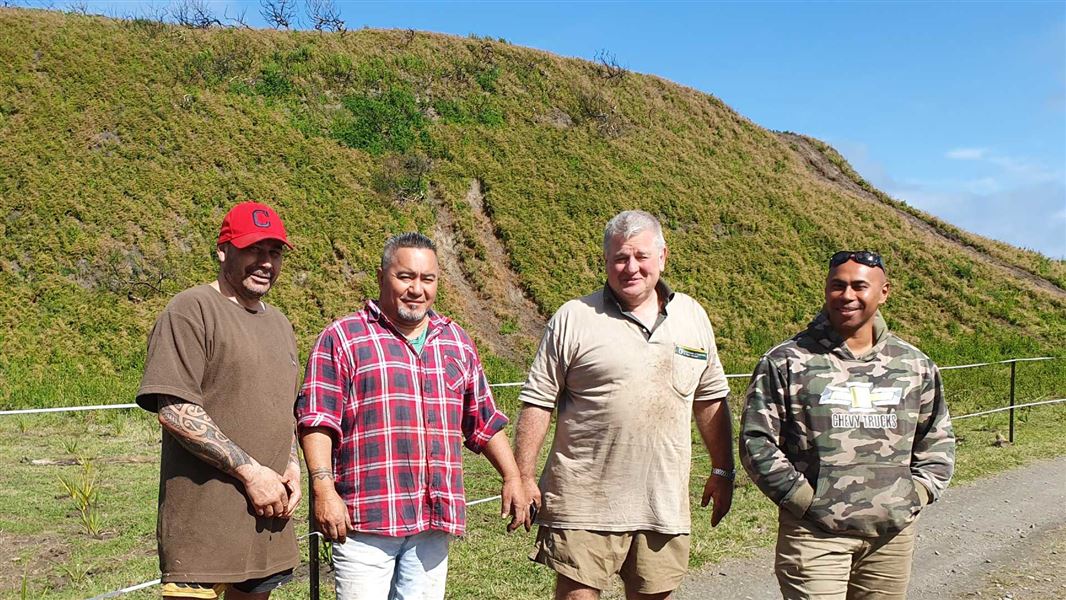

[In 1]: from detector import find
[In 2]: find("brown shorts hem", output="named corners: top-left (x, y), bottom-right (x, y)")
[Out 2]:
top-left (629, 575), bottom-right (686, 595)
top-left (529, 546), bottom-right (610, 590)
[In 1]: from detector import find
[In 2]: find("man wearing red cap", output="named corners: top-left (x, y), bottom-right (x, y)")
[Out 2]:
top-left (137, 202), bottom-right (301, 599)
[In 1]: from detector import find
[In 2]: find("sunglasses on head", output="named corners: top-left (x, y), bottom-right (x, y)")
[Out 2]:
top-left (829, 250), bottom-right (885, 271)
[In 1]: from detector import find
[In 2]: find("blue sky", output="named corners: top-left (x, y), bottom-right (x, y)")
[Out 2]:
top-left (56, 1), bottom-right (1066, 258)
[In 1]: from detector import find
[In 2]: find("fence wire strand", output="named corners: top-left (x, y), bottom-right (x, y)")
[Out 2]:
top-left (4, 357), bottom-right (1056, 417)
top-left (953, 397), bottom-right (1066, 420)
top-left (86, 578), bottom-right (161, 600)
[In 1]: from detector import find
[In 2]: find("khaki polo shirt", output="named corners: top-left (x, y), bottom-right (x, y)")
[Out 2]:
top-left (520, 284), bottom-right (729, 534)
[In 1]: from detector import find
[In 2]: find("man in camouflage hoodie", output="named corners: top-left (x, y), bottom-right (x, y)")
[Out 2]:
top-left (740, 250), bottom-right (955, 599)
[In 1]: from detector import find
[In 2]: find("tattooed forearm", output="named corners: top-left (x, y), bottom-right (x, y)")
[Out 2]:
top-left (289, 434), bottom-right (300, 466)
top-left (310, 467), bottom-right (334, 482)
top-left (158, 396), bottom-right (253, 476)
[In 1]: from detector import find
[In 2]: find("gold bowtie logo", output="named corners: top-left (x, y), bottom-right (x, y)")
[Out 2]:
top-left (819, 383), bottom-right (902, 413)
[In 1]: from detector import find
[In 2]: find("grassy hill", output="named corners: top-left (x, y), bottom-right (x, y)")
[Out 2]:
top-left (1, 8), bottom-right (1065, 600)
top-left (0, 8), bottom-right (1064, 402)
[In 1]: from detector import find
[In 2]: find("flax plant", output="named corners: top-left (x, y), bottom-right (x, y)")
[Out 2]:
top-left (58, 461), bottom-right (103, 538)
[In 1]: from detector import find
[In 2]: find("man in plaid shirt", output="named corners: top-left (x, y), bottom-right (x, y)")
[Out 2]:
top-left (297, 232), bottom-right (531, 599)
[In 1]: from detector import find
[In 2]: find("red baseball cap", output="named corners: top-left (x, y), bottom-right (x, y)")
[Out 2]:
top-left (217, 202), bottom-right (293, 249)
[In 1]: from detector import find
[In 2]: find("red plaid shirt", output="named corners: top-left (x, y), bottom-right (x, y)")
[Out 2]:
top-left (296, 300), bottom-right (509, 537)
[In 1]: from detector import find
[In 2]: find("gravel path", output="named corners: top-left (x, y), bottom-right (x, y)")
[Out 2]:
top-left (677, 456), bottom-right (1066, 599)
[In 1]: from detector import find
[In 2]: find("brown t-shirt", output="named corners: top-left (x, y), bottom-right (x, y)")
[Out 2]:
top-left (136, 284), bottom-right (300, 583)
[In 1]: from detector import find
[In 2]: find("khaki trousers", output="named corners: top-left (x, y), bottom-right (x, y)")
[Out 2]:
top-left (775, 509), bottom-right (918, 600)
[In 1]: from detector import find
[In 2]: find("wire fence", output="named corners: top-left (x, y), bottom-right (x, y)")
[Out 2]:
top-left (0, 369), bottom-right (778, 417)
top-left (4, 355), bottom-right (1061, 599)
top-left (954, 397), bottom-right (1066, 420)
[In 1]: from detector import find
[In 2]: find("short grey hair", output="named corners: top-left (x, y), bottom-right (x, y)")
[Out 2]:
top-left (602, 210), bottom-right (666, 254)
top-left (381, 232), bottom-right (436, 270)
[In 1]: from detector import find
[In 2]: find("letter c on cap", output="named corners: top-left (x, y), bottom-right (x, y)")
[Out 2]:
top-left (252, 209), bottom-right (271, 228)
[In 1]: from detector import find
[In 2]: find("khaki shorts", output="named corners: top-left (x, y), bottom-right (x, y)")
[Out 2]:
top-left (529, 526), bottom-right (690, 594)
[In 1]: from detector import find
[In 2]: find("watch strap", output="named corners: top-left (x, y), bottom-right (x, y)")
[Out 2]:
top-left (711, 467), bottom-right (736, 480)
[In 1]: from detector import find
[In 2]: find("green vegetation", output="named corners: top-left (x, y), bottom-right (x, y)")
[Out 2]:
top-left (1, 360), bottom-right (1062, 598)
top-left (0, 7), bottom-right (1062, 599)
top-left (57, 461), bottom-right (103, 538)
top-left (0, 8), bottom-right (1063, 406)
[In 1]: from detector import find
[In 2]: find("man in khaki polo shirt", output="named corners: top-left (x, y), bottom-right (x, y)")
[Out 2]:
top-left (514, 210), bottom-right (735, 600)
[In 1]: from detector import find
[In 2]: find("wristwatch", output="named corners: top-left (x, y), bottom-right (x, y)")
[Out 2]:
top-left (711, 467), bottom-right (736, 480)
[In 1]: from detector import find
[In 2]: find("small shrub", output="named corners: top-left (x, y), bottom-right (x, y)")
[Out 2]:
top-left (280, 45), bottom-right (314, 68)
top-left (331, 89), bottom-right (429, 155)
top-left (320, 53), bottom-right (353, 86)
top-left (573, 87), bottom-right (627, 136)
top-left (58, 461), bottom-right (103, 538)
top-left (354, 57), bottom-right (396, 88)
top-left (434, 99), bottom-right (467, 124)
top-left (499, 318), bottom-right (518, 335)
top-left (477, 104), bottom-right (504, 126)
top-left (172, 0), bottom-right (221, 28)
top-left (953, 261), bottom-right (974, 280)
top-left (255, 62), bottom-right (294, 97)
top-left (59, 561), bottom-right (91, 586)
top-left (372, 153), bottom-right (432, 202)
top-left (184, 48), bottom-right (252, 86)
top-left (594, 49), bottom-right (627, 81)
top-left (475, 65), bottom-right (500, 93)
top-left (394, 54), bottom-right (427, 74)
top-left (127, 17), bottom-right (168, 39)
top-left (320, 540), bottom-right (334, 566)
top-left (307, 0), bottom-right (345, 32)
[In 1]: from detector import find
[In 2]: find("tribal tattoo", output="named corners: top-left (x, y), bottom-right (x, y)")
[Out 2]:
top-left (310, 467), bottom-right (334, 482)
top-left (157, 396), bottom-right (253, 476)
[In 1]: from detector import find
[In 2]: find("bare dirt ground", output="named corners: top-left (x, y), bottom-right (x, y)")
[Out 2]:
top-left (678, 456), bottom-right (1066, 599)
top-left (431, 179), bottom-right (544, 362)
top-left (1, 531), bottom-right (69, 592)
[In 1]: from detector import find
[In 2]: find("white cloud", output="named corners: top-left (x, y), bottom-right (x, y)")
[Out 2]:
top-left (965, 177), bottom-right (1003, 195)
top-left (946, 147), bottom-right (989, 160)
top-left (832, 141), bottom-right (1066, 258)
top-left (888, 181), bottom-right (1066, 259)
top-left (986, 155), bottom-right (1062, 184)
top-left (944, 147), bottom-right (1062, 187)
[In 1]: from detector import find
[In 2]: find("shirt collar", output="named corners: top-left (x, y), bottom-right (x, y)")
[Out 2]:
top-left (602, 279), bottom-right (675, 314)
top-left (366, 299), bottom-right (450, 333)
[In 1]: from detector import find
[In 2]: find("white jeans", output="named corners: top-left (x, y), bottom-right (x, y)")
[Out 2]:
top-left (332, 530), bottom-right (451, 600)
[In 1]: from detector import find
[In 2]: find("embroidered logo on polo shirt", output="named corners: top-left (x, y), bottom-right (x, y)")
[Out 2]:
top-left (675, 345), bottom-right (707, 360)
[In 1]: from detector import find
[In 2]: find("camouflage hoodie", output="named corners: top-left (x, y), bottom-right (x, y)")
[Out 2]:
top-left (739, 311), bottom-right (955, 537)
